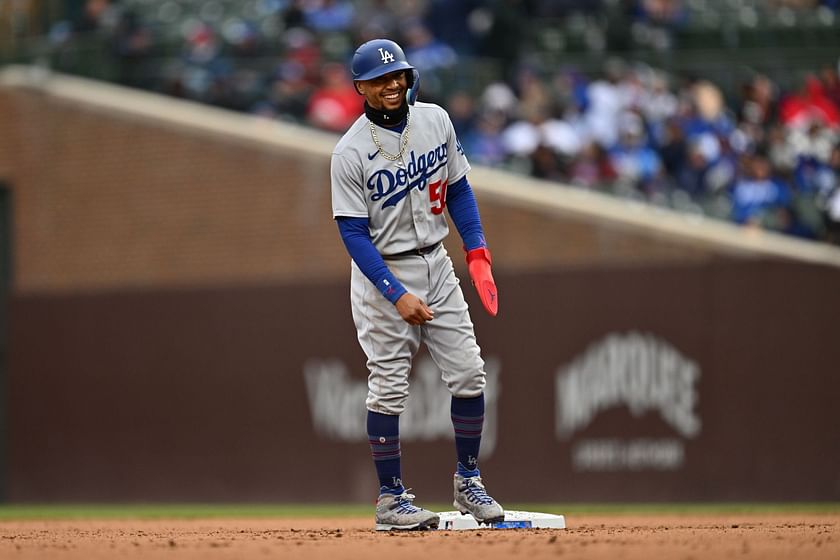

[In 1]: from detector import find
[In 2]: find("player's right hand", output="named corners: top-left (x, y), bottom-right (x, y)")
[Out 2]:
top-left (395, 293), bottom-right (434, 325)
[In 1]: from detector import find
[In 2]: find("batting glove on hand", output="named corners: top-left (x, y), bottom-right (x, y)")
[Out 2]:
top-left (466, 247), bottom-right (498, 317)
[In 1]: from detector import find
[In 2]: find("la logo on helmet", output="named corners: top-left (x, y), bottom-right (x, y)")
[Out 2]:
top-left (378, 48), bottom-right (395, 63)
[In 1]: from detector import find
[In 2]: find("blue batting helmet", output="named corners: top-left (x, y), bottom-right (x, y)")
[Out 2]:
top-left (351, 39), bottom-right (414, 82)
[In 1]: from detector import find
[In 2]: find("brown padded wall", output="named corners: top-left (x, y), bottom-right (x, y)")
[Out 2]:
top-left (7, 260), bottom-right (840, 503)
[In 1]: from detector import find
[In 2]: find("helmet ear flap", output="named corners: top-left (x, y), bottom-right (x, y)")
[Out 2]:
top-left (407, 69), bottom-right (421, 105)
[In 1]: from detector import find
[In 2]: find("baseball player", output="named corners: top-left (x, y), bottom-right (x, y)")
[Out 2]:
top-left (330, 38), bottom-right (503, 531)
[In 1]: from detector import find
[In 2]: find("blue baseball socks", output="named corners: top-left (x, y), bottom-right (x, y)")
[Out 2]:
top-left (451, 393), bottom-right (484, 477)
top-left (367, 410), bottom-right (404, 495)
top-left (369, 394), bottom-right (485, 494)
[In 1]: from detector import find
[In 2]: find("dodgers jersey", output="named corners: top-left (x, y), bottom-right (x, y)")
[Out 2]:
top-left (331, 101), bottom-right (471, 256)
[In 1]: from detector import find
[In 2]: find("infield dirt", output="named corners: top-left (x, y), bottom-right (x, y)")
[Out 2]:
top-left (1, 513), bottom-right (837, 559)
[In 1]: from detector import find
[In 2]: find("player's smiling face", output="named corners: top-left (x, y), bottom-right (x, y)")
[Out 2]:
top-left (356, 70), bottom-right (408, 111)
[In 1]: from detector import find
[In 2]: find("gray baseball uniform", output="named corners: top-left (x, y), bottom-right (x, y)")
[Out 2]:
top-left (331, 102), bottom-right (486, 415)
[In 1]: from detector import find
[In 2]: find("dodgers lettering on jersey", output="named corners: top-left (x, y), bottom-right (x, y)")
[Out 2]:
top-left (331, 102), bottom-right (471, 256)
top-left (368, 142), bottom-right (448, 208)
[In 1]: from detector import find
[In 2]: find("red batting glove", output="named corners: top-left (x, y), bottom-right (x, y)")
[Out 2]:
top-left (466, 247), bottom-right (498, 317)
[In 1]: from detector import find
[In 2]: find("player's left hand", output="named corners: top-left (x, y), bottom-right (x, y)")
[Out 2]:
top-left (466, 247), bottom-right (498, 317)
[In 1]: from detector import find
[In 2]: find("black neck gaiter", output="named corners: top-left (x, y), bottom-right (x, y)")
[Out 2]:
top-left (364, 101), bottom-right (408, 128)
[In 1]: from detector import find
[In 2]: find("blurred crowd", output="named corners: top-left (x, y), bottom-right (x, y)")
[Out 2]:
top-left (40, 0), bottom-right (840, 243)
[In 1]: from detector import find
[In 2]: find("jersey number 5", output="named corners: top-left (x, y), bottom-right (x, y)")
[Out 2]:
top-left (429, 179), bottom-right (448, 215)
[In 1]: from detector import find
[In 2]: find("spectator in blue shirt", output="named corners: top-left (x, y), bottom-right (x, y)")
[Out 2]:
top-left (731, 151), bottom-right (793, 230)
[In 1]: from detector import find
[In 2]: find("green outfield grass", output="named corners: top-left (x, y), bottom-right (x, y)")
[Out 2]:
top-left (0, 503), bottom-right (838, 520)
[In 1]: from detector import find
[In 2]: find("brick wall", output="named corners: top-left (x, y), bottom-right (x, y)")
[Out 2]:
top-left (0, 87), bottom-right (714, 294)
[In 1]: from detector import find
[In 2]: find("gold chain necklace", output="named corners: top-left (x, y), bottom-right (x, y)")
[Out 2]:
top-left (368, 112), bottom-right (411, 162)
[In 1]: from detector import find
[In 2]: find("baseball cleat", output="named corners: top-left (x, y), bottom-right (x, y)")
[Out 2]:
top-left (453, 473), bottom-right (505, 524)
top-left (375, 490), bottom-right (440, 531)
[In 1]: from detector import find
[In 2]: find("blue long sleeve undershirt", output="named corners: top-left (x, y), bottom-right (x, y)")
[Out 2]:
top-left (336, 175), bottom-right (485, 304)
top-left (446, 175), bottom-right (486, 251)
top-left (337, 217), bottom-right (407, 304)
